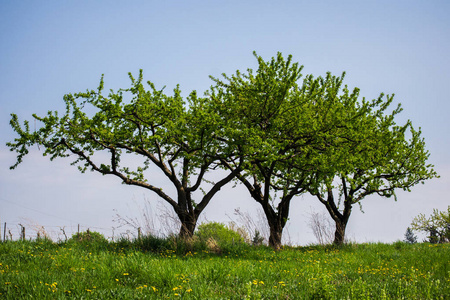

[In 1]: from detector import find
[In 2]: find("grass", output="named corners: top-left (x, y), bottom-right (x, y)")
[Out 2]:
top-left (0, 237), bottom-right (449, 299)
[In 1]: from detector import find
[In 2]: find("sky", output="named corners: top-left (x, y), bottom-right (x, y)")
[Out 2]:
top-left (1, 0), bottom-right (449, 245)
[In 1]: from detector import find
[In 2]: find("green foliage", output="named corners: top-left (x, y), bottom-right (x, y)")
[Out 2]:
top-left (209, 52), bottom-right (356, 248)
top-left (411, 206), bottom-right (450, 243)
top-left (135, 234), bottom-right (171, 252)
top-left (195, 222), bottom-right (245, 247)
top-left (209, 51), bottom-right (438, 248)
top-left (7, 69), bottom-right (243, 238)
top-left (7, 52), bottom-right (438, 248)
top-left (67, 230), bottom-right (108, 248)
top-left (307, 81), bottom-right (438, 245)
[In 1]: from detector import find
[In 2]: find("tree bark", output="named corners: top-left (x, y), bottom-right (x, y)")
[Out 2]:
top-left (177, 210), bottom-right (198, 239)
top-left (331, 201), bottom-right (352, 245)
top-left (264, 199), bottom-right (291, 250)
top-left (316, 187), bottom-right (352, 246)
top-left (268, 221), bottom-right (283, 250)
top-left (333, 219), bottom-right (347, 246)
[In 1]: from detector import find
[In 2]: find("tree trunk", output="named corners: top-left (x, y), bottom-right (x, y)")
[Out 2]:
top-left (178, 211), bottom-right (198, 239)
top-left (268, 224), bottom-right (283, 250)
top-left (333, 219), bottom-right (347, 246)
top-left (320, 188), bottom-right (352, 246)
top-left (263, 196), bottom-right (291, 250)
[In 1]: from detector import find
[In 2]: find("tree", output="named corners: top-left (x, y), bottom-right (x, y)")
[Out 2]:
top-left (210, 52), bottom-right (438, 248)
top-left (308, 93), bottom-right (438, 245)
top-left (7, 70), bottom-right (242, 238)
top-left (404, 227), bottom-right (417, 244)
top-left (411, 206), bottom-right (450, 243)
top-left (209, 52), bottom-right (360, 249)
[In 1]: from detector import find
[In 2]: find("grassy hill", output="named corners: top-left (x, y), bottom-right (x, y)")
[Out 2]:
top-left (0, 236), bottom-right (449, 299)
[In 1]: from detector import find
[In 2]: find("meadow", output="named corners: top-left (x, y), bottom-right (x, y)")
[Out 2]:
top-left (0, 236), bottom-right (449, 299)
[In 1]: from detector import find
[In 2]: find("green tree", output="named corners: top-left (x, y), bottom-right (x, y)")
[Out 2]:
top-left (209, 52), bottom-right (358, 249)
top-left (7, 71), bottom-right (242, 238)
top-left (210, 52), bottom-right (437, 248)
top-left (411, 206), bottom-right (450, 243)
top-left (308, 93), bottom-right (438, 245)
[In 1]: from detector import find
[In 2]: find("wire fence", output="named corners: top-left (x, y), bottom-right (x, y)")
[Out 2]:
top-left (0, 220), bottom-right (146, 243)
top-left (0, 197), bottom-right (276, 245)
top-left (0, 196), bottom-right (182, 243)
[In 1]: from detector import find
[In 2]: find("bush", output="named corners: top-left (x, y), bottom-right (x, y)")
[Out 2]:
top-left (195, 222), bottom-right (246, 251)
top-left (67, 230), bottom-right (108, 249)
top-left (136, 234), bottom-right (170, 252)
top-left (112, 236), bottom-right (134, 251)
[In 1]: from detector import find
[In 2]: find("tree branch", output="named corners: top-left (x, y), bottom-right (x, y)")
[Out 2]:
top-left (60, 139), bottom-right (178, 208)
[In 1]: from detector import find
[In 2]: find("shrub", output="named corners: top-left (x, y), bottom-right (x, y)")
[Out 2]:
top-left (112, 236), bottom-right (134, 251)
top-left (67, 230), bottom-right (108, 247)
top-left (195, 222), bottom-right (245, 251)
top-left (136, 234), bottom-right (170, 252)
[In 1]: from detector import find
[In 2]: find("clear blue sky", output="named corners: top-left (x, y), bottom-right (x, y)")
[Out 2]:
top-left (1, 0), bottom-right (449, 244)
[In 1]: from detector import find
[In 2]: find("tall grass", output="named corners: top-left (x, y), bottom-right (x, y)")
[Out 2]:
top-left (0, 237), bottom-right (449, 299)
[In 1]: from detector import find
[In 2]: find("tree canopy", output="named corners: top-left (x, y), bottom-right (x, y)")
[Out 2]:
top-left (8, 52), bottom-right (438, 247)
top-left (208, 53), bottom-right (375, 248)
top-left (411, 206), bottom-right (450, 243)
top-left (308, 91), bottom-right (438, 244)
top-left (8, 70), bottom-right (242, 237)
top-left (209, 52), bottom-right (437, 247)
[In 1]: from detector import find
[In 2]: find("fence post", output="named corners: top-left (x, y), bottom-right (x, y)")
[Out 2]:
top-left (19, 224), bottom-right (25, 241)
top-left (3, 223), bottom-right (6, 242)
top-left (138, 227), bottom-right (141, 241)
top-left (78, 224), bottom-right (80, 235)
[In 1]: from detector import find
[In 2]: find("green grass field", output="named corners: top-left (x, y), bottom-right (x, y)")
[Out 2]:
top-left (0, 238), bottom-right (449, 299)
